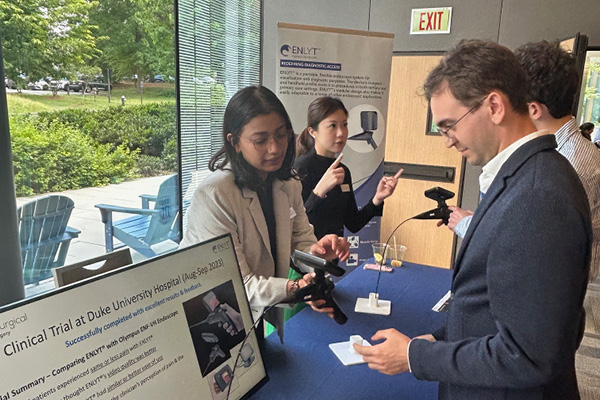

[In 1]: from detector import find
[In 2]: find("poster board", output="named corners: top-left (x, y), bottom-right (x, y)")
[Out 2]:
top-left (0, 234), bottom-right (266, 400)
top-left (276, 23), bottom-right (394, 268)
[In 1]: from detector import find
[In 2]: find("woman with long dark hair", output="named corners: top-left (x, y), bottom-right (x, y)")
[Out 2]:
top-left (295, 96), bottom-right (401, 240)
top-left (181, 86), bottom-right (349, 330)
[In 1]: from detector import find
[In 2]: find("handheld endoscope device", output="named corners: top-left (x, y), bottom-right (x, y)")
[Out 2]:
top-left (412, 187), bottom-right (455, 225)
top-left (279, 250), bottom-right (348, 325)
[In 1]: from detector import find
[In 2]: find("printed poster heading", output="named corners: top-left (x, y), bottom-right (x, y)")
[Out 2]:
top-left (410, 7), bottom-right (452, 35)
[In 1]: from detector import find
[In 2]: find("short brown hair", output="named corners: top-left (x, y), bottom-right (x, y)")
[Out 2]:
top-left (514, 40), bottom-right (579, 119)
top-left (424, 39), bottom-right (528, 115)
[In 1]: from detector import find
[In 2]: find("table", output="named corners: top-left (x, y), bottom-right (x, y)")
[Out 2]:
top-left (251, 261), bottom-right (453, 400)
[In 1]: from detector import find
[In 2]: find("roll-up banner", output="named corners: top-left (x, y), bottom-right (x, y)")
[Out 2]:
top-left (0, 235), bottom-right (266, 400)
top-left (277, 23), bottom-right (394, 269)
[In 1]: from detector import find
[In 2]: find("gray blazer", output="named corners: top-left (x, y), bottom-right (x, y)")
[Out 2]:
top-left (410, 135), bottom-right (591, 399)
top-left (180, 170), bottom-right (317, 321)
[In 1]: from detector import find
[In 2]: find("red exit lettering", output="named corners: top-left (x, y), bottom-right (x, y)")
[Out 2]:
top-left (419, 10), bottom-right (445, 31)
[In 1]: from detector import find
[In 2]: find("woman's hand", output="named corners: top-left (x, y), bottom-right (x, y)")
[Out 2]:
top-left (308, 299), bottom-right (335, 318)
top-left (313, 154), bottom-right (345, 198)
top-left (287, 273), bottom-right (335, 318)
top-left (310, 234), bottom-right (350, 262)
top-left (373, 169), bottom-right (403, 205)
top-left (286, 272), bottom-right (316, 295)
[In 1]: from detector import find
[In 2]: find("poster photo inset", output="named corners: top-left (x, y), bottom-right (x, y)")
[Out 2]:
top-left (183, 280), bottom-right (245, 377)
top-left (206, 363), bottom-right (241, 400)
top-left (346, 105), bottom-right (385, 154)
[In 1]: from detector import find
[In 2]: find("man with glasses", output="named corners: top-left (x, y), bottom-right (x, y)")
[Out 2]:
top-left (448, 43), bottom-right (600, 277)
top-left (354, 40), bottom-right (590, 399)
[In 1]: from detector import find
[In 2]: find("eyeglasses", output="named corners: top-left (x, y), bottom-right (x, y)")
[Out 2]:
top-left (239, 129), bottom-right (293, 151)
top-left (438, 96), bottom-right (488, 139)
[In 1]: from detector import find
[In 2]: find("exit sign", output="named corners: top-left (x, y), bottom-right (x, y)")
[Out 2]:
top-left (410, 7), bottom-right (452, 35)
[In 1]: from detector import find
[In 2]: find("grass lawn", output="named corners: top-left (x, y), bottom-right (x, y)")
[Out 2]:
top-left (7, 82), bottom-right (175, 115)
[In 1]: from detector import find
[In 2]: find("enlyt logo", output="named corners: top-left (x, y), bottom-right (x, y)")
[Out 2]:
top-left (212, 242), bottom-right (230, 253)
top-left (280, 44), bottom-right (320, 58)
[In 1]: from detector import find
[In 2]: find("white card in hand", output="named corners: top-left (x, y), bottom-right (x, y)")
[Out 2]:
top-left (329, 336), bottom-right (371, 366)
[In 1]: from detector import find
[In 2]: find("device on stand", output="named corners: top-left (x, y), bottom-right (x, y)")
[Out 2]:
top-left (355, 186), bottom-right (456, 315)
top-left (348, 111), bottom-right (378, 150)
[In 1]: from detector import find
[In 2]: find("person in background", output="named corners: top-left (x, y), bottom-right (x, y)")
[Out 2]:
top-left (579, 122), bottom-right (594, 141)
top-left (515, 41), bottom-right (600, 282)
top-left (295, 97), bottom-right (401, 240)
top-left (180, 86), bottom-right (350, 335)
top-left (354, 39), bottom-right (590, 399)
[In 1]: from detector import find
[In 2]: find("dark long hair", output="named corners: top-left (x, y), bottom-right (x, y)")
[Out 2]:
top-left (208, 86), bottom-right (297, 191)
top-left (296, 97), bottom-right (348, 157)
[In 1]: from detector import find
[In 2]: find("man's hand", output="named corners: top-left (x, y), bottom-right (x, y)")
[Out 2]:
top-left (447, 206), bottom-right (473, 232)
top-left (436, 206), bottom-right (474, 232)
top-left (310, 234), bottom-right (350, 261)
top-left (413, 334), bottom-right (436, 342)
top-left (353, 329), bottom-right (411, 375)
top-left (373, 169), bottom-right (403, 205)
top-left (313, 154), bottom-right (345, 197)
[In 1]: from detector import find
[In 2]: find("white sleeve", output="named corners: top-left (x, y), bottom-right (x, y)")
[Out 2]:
top-left (454, 215), bottom-right (473, 239)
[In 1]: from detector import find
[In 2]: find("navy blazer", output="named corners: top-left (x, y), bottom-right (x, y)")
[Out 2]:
top-left (410, 135), bottom-right (591, 399)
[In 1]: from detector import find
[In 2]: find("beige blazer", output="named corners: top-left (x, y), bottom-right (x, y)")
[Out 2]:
top-left (180, 169), bottom-right (317, 320)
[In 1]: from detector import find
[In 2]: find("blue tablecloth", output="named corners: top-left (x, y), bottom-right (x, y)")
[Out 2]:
top-left (251, 261), bottom-right (453, 400)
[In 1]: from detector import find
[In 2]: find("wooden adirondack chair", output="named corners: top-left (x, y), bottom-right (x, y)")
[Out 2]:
top-left (95, 174), bottom-right (180, 258)
top-left (17, 195), bottom-right (81, 285)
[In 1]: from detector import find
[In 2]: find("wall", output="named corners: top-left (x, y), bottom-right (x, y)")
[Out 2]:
top-left (369, 0), bottom-right (503, 51)
top-left (498, 0), bottom-right (600, 49)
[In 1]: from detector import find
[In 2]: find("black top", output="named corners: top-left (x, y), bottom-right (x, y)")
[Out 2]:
top-left (256, 181), bottom-right (277, 265)
top-left (294, 149), bottom-right (383, 239)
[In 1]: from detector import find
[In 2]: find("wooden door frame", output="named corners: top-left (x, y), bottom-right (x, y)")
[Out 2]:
top-left (385, 52), bottom-right (465, 268)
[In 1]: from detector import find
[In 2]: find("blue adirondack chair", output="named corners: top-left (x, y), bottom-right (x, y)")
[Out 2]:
top-left (95, 174), bottom-right (180, 258)
top-left (17, 195), bottom-right (81, 285)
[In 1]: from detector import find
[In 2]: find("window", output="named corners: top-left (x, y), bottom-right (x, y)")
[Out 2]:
top-left (1, 0), bottom-right (261, 298)
top-left (2, 0), bottom-right (180, 296)
top-left (177, 0), bottom-right (261, 228)
top-left (578, 49), bottom-right (600, 138)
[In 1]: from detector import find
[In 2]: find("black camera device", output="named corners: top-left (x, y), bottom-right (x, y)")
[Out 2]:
top-left (280, 250), bottom-right (347, 325)
top-left (413, 187), bottom-right (455, 225)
